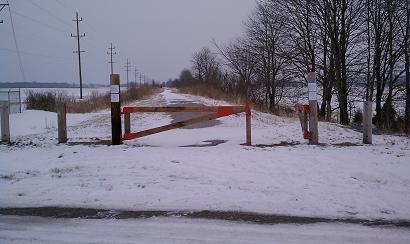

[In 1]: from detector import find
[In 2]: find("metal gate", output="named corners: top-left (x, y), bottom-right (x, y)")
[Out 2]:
top-left (0, 89), bottom-right (22, 114)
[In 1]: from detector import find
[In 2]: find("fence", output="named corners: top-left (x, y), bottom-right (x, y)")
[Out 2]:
top-left (0, 89), bottom-right (21, 114)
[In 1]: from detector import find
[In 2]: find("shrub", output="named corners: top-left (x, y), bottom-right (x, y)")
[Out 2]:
top-left (353, 110), bottom-right (363, 125)
top-left (25, 91), bottom-right (57, 112)
top-left (25, 86), bottom-right (158, 113)
top-left (178, 83), bottom-right (296, 117)
top-left (179, 83), bottom-right (247, 105)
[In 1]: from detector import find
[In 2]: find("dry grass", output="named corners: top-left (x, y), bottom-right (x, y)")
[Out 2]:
top-left (179, 84), bottom-right (247, 105)
top-left (25, 85), bottom-right (158, 113)
top-left (178, 84), bottom-right (297, 117)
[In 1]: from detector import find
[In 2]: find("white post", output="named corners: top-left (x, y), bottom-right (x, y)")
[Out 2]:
top-left (0, 101), bottom-right (10, 143)
top-left (307, 72), bottom-right (319, 145)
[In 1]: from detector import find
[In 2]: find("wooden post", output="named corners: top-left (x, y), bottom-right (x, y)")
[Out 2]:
top-left (124, 112), bottom-right (131, 134)
top-left (57, 103), bottom-right (67, 143)
top-left (0, 101), bottom-right (10, 143)
top-left (245, 104), bottom-right (251, 146)
top-left (296, 105), bottom-right (309, 139)
top-left (363, 101), bottom-right (373, 144)
top-left (110, 74), bottom-right (122, 145)
top-left (307, 72), bottom-right (319, 145)
top-left (18, 88), bottom-right (22, 113)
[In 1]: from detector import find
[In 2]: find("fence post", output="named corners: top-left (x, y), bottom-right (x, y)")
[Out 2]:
top-left (57, 103), bottom-right (67, 143)
top-left (111, 74), bottom-right (122, 145)
top-left (0, 101), bottom-right (10, 143)
top-left (124, 112), bottom-right (131, 134)
top-left (307, 72), bottom-right (319, 145)
top-left (245, 104), bottom-right (252, 146)
top-left (19, 88), bottom-right (22, 113)
top-left (363, 101), bottom-right (373, 144)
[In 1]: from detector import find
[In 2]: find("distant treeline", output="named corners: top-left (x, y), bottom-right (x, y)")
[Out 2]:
top-left (0, 82), bottom-right (107, 89)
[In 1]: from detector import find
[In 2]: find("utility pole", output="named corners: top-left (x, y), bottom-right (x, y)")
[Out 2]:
top-left (134, 66), bottom-right (138, 88)
top-left (139, 73), bottom-right (142, 87)
top-left (71, 12), bottom-right (85, 99)
top-left (125, 59), bottom-right (131, 89)
top-left (107, 43), bottom-right (116, 75)
top-left (0, 3), bottom-right (9, 24)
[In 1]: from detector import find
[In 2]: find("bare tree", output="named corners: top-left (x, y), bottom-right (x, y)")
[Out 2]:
top-left (191, 47), bottom-right (221, 83)
top-left (181, 0), bottom-right (408, 132)
top-left (404, 0), bottom-right (410, 134)
top-left (365, 0), bottom-right (407, 129)
top-left (320, 0), bottom-right (366, 125)
top-left (171, 69), bottom-right (195, 87)
top-left (214, 39), bottom-right (257, 98)
top-left (245, 1), bottom-right (289, 113)
top-left (278, 0), bottom-right (331, 119)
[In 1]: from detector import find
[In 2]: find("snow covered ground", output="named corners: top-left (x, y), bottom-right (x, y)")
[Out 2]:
top-left (1, 88), bottom-right (410, 221)
top-left (1, 215), bottom-right (410, 244)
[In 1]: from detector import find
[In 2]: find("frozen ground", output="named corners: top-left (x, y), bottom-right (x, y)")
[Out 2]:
top-left (1, 215), bottom-right (410, 244)
top-left (1, 88), bottom-right (410, 221)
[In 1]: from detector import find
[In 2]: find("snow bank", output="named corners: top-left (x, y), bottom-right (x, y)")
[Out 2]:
top-left (1, 88), bottom-right (410, 221)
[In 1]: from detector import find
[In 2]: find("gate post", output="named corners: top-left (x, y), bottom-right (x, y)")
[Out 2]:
top-left (245, 103), bottom-right (252, 146)
top-left (0, 101), bottom-right (10, 143)
top-left (110, 74), bottom-right (122, 145)
top-left (124, 112), bottom-right (131, 134)
top-left (307, 72), bottom-right (319, 145)
top-left (57, 103), bottom-right (67, 143)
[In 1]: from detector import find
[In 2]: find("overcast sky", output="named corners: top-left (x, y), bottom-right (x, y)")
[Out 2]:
top-left (0, 0), bottom-right (256, 84)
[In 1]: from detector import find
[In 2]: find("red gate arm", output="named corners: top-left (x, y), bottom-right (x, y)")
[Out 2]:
top-left (122, 105), bottom-right (251, 142)
top-left (122, 106), bottom-right (245, 114)
top-left (217, 106), bottom-right (235, 117)
top-left (123, 113), bottom-right (220, 140)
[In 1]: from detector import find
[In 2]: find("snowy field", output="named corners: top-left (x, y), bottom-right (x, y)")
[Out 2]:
top-left (1, 88), bottom-right (410, 222)
top-left (0, 87), bottom-right (109, 101)
top-left (0, 87), bottom-right (109, 113)
top-left (1, 215), bottom-right (410, 244)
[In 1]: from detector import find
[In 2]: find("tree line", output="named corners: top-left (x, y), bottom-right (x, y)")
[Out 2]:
top-left (168, 0), bottom-right (409, 134)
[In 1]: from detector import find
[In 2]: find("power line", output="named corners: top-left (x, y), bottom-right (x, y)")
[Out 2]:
top-left (125, 59), bottom-right (131, 89)
top-left (11, 9), bottom-right (70, 34)
top-left (26, 0), bottom-right (73, 29)
top-left (53, 0), bottom-right (108, 45)
top-left (2, 26), bottom-right (54, 45)
top-left (71, 11), bottom-right (85, 99)
top-left (54, 0), bottom-right (76, 14)
top-left (83, 19), bottom-right (107, 42)
top-left (139, 73), bottom-right (142, 87)
top-left (53, 0), bottom-right (108, 44)
top-left (134, 66), bottom-right (138, 85)
top-left (52, 0), bottom-right (116, 64)
top-left (51, 0), bottom-right (124, 80)
top-left (0, 47), bottom-right (71, 61)
top-left (2, 4), bottom-right (70, 48)
top-left (7, 1), bottom-right (26, 82)
top-left (107, 42), bottom-right (117, 75)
